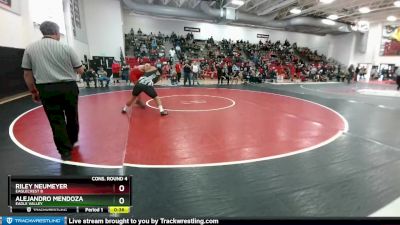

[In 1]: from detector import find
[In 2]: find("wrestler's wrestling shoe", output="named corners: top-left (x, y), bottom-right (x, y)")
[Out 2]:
top-left (61, 151), bottom-right (72, 161)
top-left (160, 110), bottom-right (168, 116)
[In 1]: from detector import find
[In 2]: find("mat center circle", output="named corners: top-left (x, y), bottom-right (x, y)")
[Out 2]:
top-left (145, 94), bottom-right (236, 112)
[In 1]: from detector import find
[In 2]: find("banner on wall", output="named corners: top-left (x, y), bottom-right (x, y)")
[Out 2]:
top-left (70, 0), bottom-right (80, 37)
top-left (0, 0), bottom-right (20, 14)
top-left (184, 27), bottom-right (200, 32)
top-left (0, 0), bottom-right (11, 7)
top-left (380, 24), bottom-right (400, 56)
top-left (68, 0), bottom-right (87, 43)
top-left (257, 34), bottom-right (269, 39)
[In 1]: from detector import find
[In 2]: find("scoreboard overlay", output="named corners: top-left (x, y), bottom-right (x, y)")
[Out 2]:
top-left (8, 176), bottom-right (132, 214)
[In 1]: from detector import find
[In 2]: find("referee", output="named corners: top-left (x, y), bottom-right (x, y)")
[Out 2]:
top-left (21, 21), bottom-right (84, 161)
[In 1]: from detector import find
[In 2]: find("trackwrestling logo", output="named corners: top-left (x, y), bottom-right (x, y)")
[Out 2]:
top-left (2, 217), bottom-right (64, 225)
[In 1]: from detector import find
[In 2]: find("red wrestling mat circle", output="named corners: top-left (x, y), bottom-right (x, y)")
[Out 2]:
top-left (10, 88), bottom-right (348, 168)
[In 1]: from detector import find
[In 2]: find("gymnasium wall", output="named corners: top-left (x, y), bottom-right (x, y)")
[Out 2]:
top-left (351, 23), bottom-right (400, 66)
top-left (0, 0), bottom-right (32, 49)
top-left (82, 0), bottom-right (124, 59)
top-left (0, 0), bottom-right (90, 100)
top-left (327, 23), bottom-right (400, 67)
top-left (0, 0), bottom-right (32, 99)
top-left (62, 0), bottom-right (90, 61)
top-left (327, 33), bottom-right (356, 66)
top-left (0, 46), bottom-right (26, 99)
top-left (123, 13), bottom-right (332, 56)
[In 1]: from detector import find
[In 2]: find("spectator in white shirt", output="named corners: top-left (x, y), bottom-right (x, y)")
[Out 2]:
top-left (169, 48), bottom-right (176, 59)
top-left (175, 45), bottom-right (181, 53)
top-left (192, 62), bottom-right (200, 85)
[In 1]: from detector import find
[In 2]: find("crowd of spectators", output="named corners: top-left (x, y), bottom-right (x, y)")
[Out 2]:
top-left (82, 28), bottom-right (350, 88)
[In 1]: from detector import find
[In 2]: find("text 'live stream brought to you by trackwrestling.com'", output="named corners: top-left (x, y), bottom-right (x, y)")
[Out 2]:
top-left (1, 217), bottom-right (220, 225)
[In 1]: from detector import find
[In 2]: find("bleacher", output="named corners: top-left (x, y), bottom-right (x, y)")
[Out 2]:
top-left (122, 29), bottom-right (341, 84)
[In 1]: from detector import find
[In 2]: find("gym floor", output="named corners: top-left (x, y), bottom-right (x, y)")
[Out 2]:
top-left (1, 81), bottom-right (400, 218)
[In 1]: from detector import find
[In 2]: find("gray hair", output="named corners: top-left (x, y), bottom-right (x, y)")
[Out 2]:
top-left (40, 21), bottom-right (60, 36)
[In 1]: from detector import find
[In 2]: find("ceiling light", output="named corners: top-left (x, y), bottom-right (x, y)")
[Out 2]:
top-left (327, 14), bottom-right (338, 20)
top-left (358, 7), bottom-right (370, 13)
top-left (290, 8), bottom-right (301, 14)
top-left (320, 0), bottom-right (335, 3)
top-left (321, 19), bottom-right (336, 25)
top-left (394, 1), bottom-right (400, 7)
top-left (231, 0), bottom-right (244, 6)
top-left (387, 16), bottom-right (397, 21)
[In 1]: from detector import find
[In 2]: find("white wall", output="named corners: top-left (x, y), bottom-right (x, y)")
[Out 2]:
top-left (0, 0), bottom-right (125, 62)
top-left (327, 33), bottom-right (356, 66)
top-left (123, 13), bottom-right (332, 56)
top-left (83, 0), bottom-right (124, 59)
top-left (30, 0), bottom-right (66, 34)
top-left (0, 0), bottom-right (88, 61)
top-left (0, 0), bottom-right (34, 48)
top-left (329, 23), bottom-right (400, 67)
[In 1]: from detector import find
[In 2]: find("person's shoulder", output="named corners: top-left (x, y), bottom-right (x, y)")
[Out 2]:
top-left (57, 42), bottom-right (74, 52)
top-left (25, 39), bottom-right (44, 51)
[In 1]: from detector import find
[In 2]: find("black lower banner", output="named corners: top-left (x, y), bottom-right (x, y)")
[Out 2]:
top-left (3, 217), bottom-right (400, 225)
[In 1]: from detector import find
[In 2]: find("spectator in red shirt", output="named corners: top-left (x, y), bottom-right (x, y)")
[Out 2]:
top-left (112, 60), bottom-right (121, 83)
top-left (175, 61), bottom-right (182, 83)
top-left (258, 67), bottom-right (264, 75)
top-left (288, 64), bottom-right (296, 80)
top-left (276, 64), bottom-right (285, 77)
